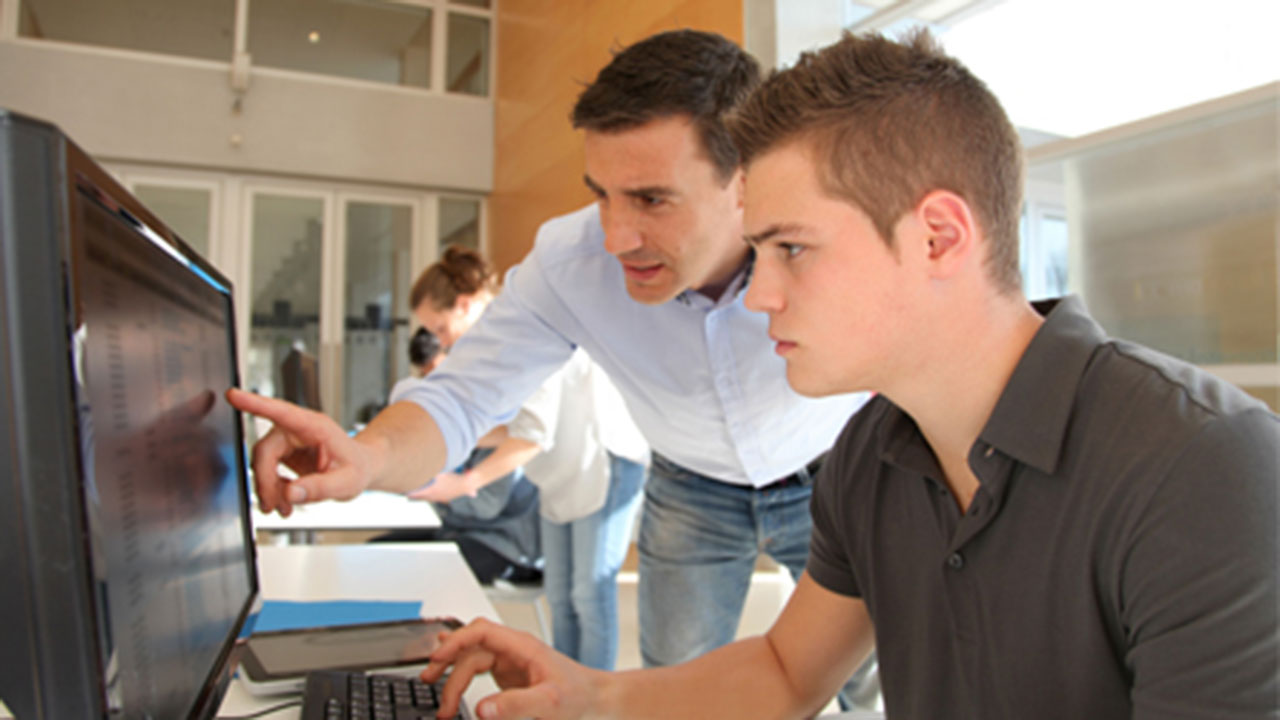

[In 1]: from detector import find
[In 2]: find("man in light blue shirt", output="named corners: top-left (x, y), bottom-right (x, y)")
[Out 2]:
top-left (229, 29), bottom-right (871, 706)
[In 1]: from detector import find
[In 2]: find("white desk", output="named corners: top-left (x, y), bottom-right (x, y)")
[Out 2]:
top-left (252, 490), bottom-right (441, 543)
top-left (217, 543), bottom-right (500, 718)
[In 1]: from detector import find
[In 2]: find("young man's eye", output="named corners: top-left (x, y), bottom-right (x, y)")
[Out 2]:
top-left (637, 194), bottom-right (664, 208)
top-left (780, 243), bottom-right (804, 259)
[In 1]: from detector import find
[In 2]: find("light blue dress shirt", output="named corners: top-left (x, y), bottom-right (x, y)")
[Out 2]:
top-left (392, 204), bottom-right (868, 487)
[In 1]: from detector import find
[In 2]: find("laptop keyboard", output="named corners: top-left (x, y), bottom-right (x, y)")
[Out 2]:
top-left (300, 670), bottom-right (471, 720)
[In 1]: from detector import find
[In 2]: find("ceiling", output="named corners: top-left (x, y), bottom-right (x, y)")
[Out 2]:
top-left (838, 0), bottom-right (1280, 137)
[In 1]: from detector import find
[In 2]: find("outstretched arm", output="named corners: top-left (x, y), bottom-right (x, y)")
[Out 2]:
top-left (423, 573), bottom-right (875, 720)
top-left (227, 389), bottom-right (449, 516)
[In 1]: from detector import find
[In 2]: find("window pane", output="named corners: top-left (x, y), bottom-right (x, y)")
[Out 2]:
top-left (439, 198), bottom-right (480, 251)
top-left (249, 0), bottom-right (432, 89)
top-left (133, 185), bottom-right (213, 261)
top-left (247, 195), bottom-right (324, 409)
top-left (446, 13), bottom-right (489, 96)
top-left (343, 201), bottom-right (414, 429)
top-left (18, 0), bottom-right (233, 62)
top-left (1038, 214), bottom-right (1069, 298)
top-left (1035, 98), bottom-right (1277, 365)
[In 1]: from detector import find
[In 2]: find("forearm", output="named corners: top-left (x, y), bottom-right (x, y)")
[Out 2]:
top-left (468, 435), bottom-right (541, 487)
top-left (595, 636), bottom-right (817, 720)
top-left (597, 576), bottom-right (873, 720)
top-left (476, 425), bottom-right (509, 448)
top-left (358, 400), bottom-right (449, 494)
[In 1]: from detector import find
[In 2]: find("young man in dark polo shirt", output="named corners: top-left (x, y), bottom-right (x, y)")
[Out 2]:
top-left (420, 30), bottom-right (1279, 720)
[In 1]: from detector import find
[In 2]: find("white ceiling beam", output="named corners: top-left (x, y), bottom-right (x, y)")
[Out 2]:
top-left (847, 0), bottom-right (938, 33)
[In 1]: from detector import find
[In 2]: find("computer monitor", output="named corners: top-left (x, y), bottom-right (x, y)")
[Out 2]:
top-left (0, 110), bottom-right (259, 718)
top-left (281, 347), bottom-right (321, 411)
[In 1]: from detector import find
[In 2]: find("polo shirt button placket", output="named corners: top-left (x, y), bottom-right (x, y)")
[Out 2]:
top-left (947, 552), bottom-right (965, 570)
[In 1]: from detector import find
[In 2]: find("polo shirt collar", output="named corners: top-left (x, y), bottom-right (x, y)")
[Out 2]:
top-left (978, 295), bottom-right (1106, 475)
top-left (877, 403), bottom-right (945, 483)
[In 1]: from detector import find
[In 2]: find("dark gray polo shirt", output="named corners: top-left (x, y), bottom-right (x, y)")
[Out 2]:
top-left (808, 296), bottom-right (1279, 720)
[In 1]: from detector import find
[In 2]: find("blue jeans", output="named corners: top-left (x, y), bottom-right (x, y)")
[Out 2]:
top-left (638, 454), bottom-right (880, 710)
top-left (540, 453), bottom-right (645, 670)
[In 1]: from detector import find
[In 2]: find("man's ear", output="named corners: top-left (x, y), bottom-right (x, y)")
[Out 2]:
top-left (916, 190), bottom-right (978, 279)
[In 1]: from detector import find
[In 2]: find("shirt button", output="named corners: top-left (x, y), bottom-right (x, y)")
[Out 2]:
top-left (947, 552), bottom-right (965, 570)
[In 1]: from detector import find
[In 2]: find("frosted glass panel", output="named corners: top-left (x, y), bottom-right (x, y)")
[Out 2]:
top-left (133, 185), bottom-right (213, 261)
top-left (1033, 95), bottom-right (1277, 366)
top-left (439, 197), bottom-right (480, 251)
top-left (343, 201), bottom-right (414, 429)
top-left (249, 0), bottom-right (432, 89)
top-left (247, 194), bottom-right (324, 405)
top-left (18, 0), bottom-right (234, 62)
top-left (446, 13), bottom-right (489, 96)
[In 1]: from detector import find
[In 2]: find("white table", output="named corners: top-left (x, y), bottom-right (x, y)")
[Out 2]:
top-left (252, 490), bottom-right (441, 543)
top-left (217, 543), bottom-right (500, 718)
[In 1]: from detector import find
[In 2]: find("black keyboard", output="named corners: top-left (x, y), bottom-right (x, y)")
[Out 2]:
top-left (300, 670), bottom-right (472, 720)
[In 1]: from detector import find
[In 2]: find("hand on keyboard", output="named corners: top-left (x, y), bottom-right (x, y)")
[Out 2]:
top-left (301, 670), bottom-right (470, 720)
top-left (421, 618), bottom-right (600, 720)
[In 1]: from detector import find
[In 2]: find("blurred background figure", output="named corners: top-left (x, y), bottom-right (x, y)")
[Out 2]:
top-left (375, 322), bottom-right (543, 586)
top-left (407, 246), bottom-right (648, 670)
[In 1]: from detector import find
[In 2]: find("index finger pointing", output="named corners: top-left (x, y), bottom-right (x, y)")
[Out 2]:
top-left (227, 388), bottom-right (320, 433)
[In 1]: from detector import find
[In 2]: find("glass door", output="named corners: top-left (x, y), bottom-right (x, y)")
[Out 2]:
top-left (244, 191), bottom-right (328, 414)
top-left (341, 198), bottom-right (417, 429)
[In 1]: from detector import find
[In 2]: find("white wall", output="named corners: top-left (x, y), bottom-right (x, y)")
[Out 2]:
top-left (0, 40), bottom-right (493, 191)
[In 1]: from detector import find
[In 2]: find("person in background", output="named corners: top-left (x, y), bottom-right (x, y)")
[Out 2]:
top-left (228, 29), bottom-right (875, 709)
top-left (378, 324), bottom-right (543, 586)
top-left (417, 29), bottom-right (1280, 720)
top-left (406, 326), bottom-right (445, 378)
top-left (408, 245), bottom-right (650, 671)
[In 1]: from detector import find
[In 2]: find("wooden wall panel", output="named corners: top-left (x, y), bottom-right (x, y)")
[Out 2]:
top-left (489, 0), bottom-right (744, 274)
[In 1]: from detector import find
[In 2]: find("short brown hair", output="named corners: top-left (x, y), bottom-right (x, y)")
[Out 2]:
top-left (572, 29), bottom-right (762, 183)
top-left (409, 245), bottom-right (496, 311)
top-left (730, 29), bottom-right (1025, 293)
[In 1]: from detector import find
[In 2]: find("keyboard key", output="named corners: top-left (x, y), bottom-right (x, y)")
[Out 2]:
top-left (301, 670), bottom-right (469, 720)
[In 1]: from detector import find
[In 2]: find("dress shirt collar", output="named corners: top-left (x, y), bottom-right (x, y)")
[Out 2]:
top-left (675, 254), bottom-right (754, 311)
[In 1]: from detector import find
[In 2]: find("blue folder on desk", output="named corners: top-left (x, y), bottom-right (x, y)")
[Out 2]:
top-left (246, 599), bottom-right (424, 635)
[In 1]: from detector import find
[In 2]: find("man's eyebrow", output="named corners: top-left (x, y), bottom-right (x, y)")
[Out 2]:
top-left (622, 186), bottom-right (676, 200)
top-left (581, 174), bottom-right (676, 201)
top-left (744, 223), bottom-right (804, 247)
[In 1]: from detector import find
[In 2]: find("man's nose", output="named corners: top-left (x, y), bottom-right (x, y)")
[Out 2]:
top-left (600, 205), bottom-right (643, 256)
top-left (744, 259), bottom-right (782, 314)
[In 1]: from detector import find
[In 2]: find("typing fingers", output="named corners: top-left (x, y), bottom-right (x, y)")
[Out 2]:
top-left (431, 646), bottom-right (495, 719)
top-left (428, 618), bottom-right (535, 670)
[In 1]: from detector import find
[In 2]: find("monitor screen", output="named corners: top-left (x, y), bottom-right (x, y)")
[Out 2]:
top-left (0, 110), bottom-right (258, 719)
top-left (75, 183), bottom-right (254, 717)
